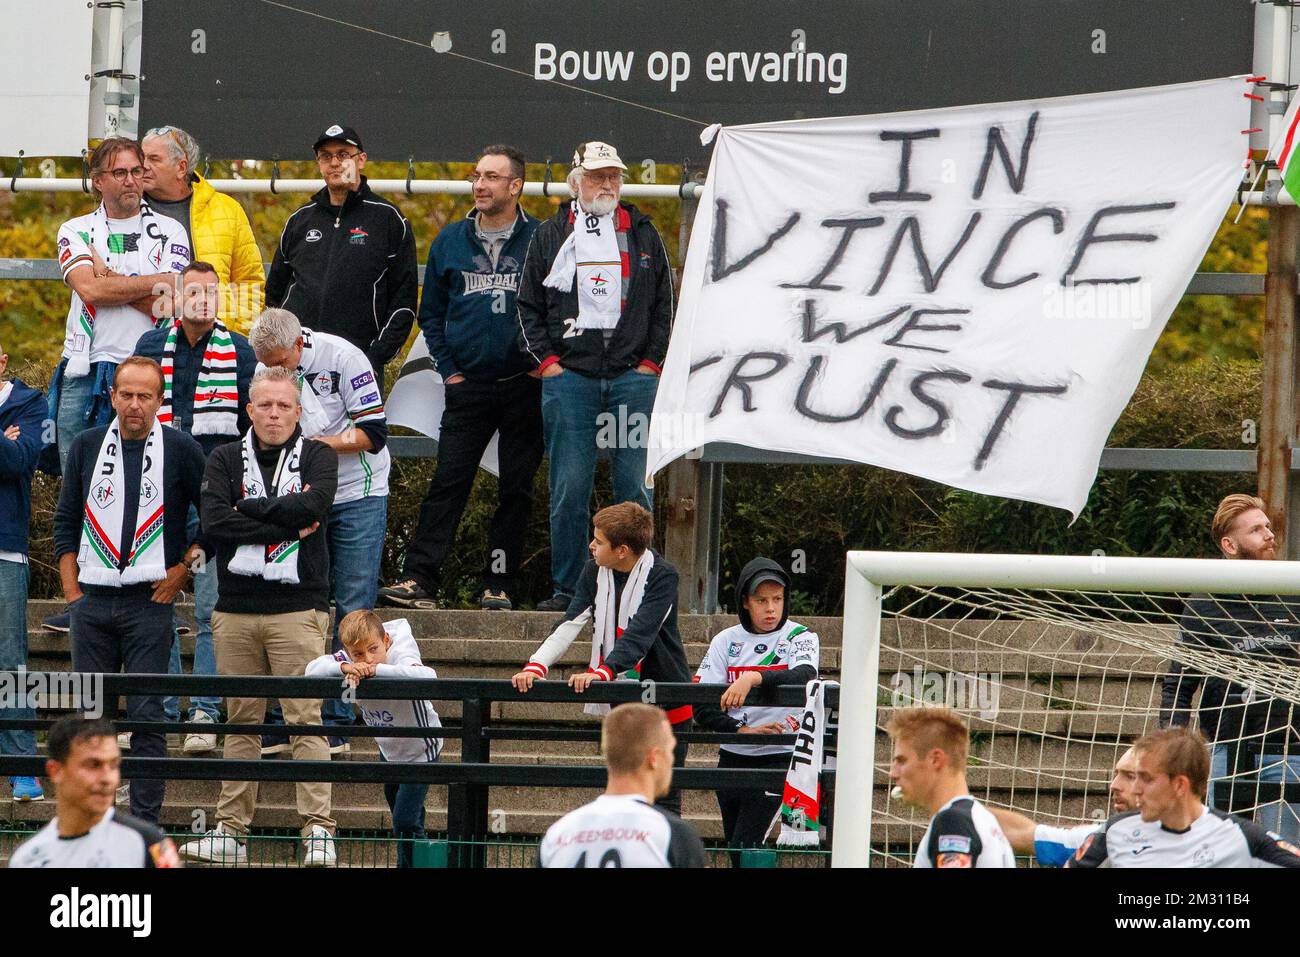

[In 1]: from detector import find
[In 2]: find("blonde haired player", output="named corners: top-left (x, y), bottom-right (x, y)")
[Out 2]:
top-left (887, 707), bottom-right (1015, 868)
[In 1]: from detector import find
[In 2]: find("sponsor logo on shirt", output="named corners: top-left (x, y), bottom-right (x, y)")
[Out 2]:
top-left (937, 835), bottom-right (972, 853)
top-left (936, 852), bottom-right (972, 868)
top-left (107, 232), bottom-right (140, 254)
top-left (727, 641), bottom-right (743, 657)
top-left (461, 272), bottom-right (521, 294)
top-left (170, 243), bottom-right (188, 257)
top-left (310, 370), bottom-right (341, 395)
top-left (358, 391), bottom-right (380, 405)
top-left (639, 252), bottom-right (653, 269)
top-left (350, 371), bottom-right (374, 389)
top-left (59, 237), bottom-right (70, 249)
top-left (59, 249), bottom-right (71, 265)
top-left (306, 228), bottom-right (323, 243)
top-left (349, 226), bottom-right (369, 245)
top-left (755, 644), bottom-right (768, 654)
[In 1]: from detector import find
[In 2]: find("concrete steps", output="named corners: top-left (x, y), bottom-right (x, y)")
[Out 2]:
top-left (6, 600), bottom-right (1173, 845)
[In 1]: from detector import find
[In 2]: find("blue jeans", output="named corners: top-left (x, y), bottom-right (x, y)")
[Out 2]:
top-left (0, 559), bottom-right (34, 758)
top-left (165, 507), bottom-right (219, 722)
top-left (326, 495), bottom-right (387, 725)
top-left (383, 755), bottom-right (431, 869)
top-left (53, 359), bottom-right (115, 474)
top-left (1210, 742), bottom-right (1300, 842)
top-left (541, 369), bottom-right (657, 597)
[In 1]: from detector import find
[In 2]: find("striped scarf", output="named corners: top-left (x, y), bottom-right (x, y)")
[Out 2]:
top-left (78, 418), bottom-right (167, 587)
top-left (160, 319), bottom-right (240, 436)
top-left (228, 428), bottom-right (305, 583)
top-left (543, 201), bottom-right (630, 331)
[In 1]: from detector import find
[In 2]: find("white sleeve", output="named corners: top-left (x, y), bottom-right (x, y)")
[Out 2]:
top-left (339, 345), bottom-right (385, 425)
top-left (528, 607), bottom-right (593, 672)
top-left (694, 635), bottom-right (728, 683)
top-left (161, 216), bottom-right (192, 273)
top-left (790, 626), bottom-right (819, 672)
top-left (374, 662), bottom-right (438, 679)
top-left (58, 221), bottom-right (94, 282)
top-left (304, 654), bottom-right (345, 677)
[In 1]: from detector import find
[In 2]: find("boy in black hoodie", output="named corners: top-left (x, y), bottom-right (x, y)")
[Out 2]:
top-left (510, 501), bottom-right (694, 814)
top-left (694, 558), bottom-right (820, 857)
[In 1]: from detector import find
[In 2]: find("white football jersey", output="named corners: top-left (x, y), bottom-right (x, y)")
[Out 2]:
top-left (1068, 807), bottom-right (1300, 868)
top-left (694, 620), bottom-right (819, 756)
top-left (538, 794), bottom-right (706, 869)
top-left (9, 808), bottom-right (180, 868)
top-left (914, 795), bottom-right (1016, 868)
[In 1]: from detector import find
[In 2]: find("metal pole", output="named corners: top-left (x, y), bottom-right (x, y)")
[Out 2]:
top-left (831, 558), bottom-right (880, 868)
top-left (1261, 205), bottom-right (1300, 556)
top-left (3, 177), bottom-right (704, 199)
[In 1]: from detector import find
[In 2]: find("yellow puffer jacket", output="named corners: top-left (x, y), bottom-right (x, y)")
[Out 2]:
top-left (189, 174), bottom-right (265, 334)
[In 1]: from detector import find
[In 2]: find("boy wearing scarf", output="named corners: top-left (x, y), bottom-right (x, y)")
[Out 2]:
top-left (52, 357), bottom-right (207, 823)
top-left (511, 502), bottom-right (694, 814)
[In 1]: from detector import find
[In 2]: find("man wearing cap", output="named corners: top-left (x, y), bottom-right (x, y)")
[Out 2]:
top-left (265, 125), bottom-right (416, 386)
top-left (517, 141), bottom-right (674, 611)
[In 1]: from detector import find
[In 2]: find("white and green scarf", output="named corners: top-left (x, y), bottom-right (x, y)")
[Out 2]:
top-left (228, 428), bottom-right (304, 582)
top-left (79, 418), bottom-right (167, 586)
top-left (771, 679), bottom-right (832, 847)
top-left (160, 319), bottom-right (240, 436)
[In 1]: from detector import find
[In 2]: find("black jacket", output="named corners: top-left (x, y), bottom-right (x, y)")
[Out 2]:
top-left (695, 557), bottom-right (815, 734)
top-left (1161, 593), bottom-right (1300, 753)
top-left (265, 177), bottom-right (417, 371)
top-left (201, 427), bottom-right (338, 614)
top-left (54, 423), bottom-right (207, 597)
top-left (516, 201), bottom-right (674, 378)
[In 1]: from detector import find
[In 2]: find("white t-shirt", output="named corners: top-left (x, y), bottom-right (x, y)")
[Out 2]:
top-left (57, 203), bottom-right (191, 369)
top-left (294, 329), bottom-right (390, 503)
top-left (693, 620), bottom-right (819, 756)
top-left (914, 795), bottom-right (1017, 868)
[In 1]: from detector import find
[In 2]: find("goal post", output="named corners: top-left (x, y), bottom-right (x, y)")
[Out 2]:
top-left (832, 551), bottom-right (1300, 868)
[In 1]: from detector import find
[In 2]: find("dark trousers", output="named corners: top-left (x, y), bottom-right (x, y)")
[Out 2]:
top-left (717, 749), bottom-right (790, 864)
top-left (384, 780), bottom-right (430, 868)
top-left (70, 589), bottom-right (174, 823)
top-left (656, 717), bottom-right (693, 818)
top-left (403, 374), bottom-right (543, 598)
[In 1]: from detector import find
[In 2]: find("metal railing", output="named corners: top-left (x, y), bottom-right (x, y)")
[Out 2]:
top-left (0, 673), bottom-right (838, 867)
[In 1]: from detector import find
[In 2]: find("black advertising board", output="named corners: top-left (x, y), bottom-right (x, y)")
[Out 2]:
top-left (139, 0), bottom-right (1255, 163)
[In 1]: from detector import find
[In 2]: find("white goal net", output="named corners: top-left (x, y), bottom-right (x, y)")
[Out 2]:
top-left (832, 552), bottom-right (1300, 867)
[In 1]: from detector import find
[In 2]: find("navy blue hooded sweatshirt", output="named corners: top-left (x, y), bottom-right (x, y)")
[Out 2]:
top-left (421, 206), bottom-right (539, 383)
top-left (0, 379), bottom-right (48, 554)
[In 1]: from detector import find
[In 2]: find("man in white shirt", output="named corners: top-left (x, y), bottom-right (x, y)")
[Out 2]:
top-left (538, 703), bottom-right (705, 868)
top-left (888, 706), bottom-right (1016, 868)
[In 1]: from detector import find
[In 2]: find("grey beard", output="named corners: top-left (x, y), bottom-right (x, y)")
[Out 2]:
top-left (584, 195), bottom-right (618, 217)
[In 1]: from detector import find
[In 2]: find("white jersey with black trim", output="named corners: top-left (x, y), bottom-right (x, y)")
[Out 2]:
top-left (9, 808), bottom-right (181, 868)
top-left (914, 795), bottom-right (1016, 868)
top-left (1067, 807), bottom-right (1300, 868)
top-left (538, 794), bottom-right (706, 868)
top-left (304, 618), bottom-right (441, 763)
top-left (693, 620), bottom-right (819, 756)
top-left (295, 329), bottom-right (390, 503)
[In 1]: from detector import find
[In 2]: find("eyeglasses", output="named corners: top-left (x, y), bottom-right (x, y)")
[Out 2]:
top-left (317, 150), bottom-right (359, 165)
top-left (582, 169), bottom-right (624, 186)
top-left (102, 166), bottom-right (145, 183)
top-left (467, 171), bottom-right (517, 185)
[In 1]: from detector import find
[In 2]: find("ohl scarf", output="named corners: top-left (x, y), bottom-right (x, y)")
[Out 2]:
top-left (228, 428), bottom-right (305, 582)
top-left (160, 319), bottom-right (240, 435)
top-left (78, 418), bottom-right (167, 586)
top-left (542, 200), bottom-right (630, 331)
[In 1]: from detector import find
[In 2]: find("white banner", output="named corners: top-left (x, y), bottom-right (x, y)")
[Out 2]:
top-left (387, 335), bottom-right (500, 476)
top-left (0, 0), bottom-right (94, 156)
top-left (646, 78), bottom-right (1250, 516)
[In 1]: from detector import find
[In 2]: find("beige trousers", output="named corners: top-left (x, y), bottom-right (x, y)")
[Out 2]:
top-left (212, 608), bottom-right (336, 836)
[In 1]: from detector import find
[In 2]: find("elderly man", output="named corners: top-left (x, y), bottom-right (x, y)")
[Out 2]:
top-left (43, 137), bottom-right (191, 634)
top-left (265, 124), bottom-right (416, 384)
top-left (517, 141), bottom-right (674, 610)
top-left (0, 340), bottom-right (48, 803)
top-left (250, 308), bottom-right (389, 752)
top-left (378, 144), bottom-right (542, 612)
top-left (142, 126), bottom-right (265, 334)
top-left (183, 366), bottom-right (339, 865)
top-left (134, 261), bottom-right (258, 753)
top-left (52, 357), bottom-right (207, 823)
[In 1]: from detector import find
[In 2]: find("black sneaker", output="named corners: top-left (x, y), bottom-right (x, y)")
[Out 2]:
top-left (377, 578), bottom-right (439, 609)
top-left (535, 594), bottom-right (573, 613)
top-left (480, 588), bottom-right (512, 611)
top-left (41, 609), bottom-right (71, 633)
top-left (261, 734), bottom-right (290, 757)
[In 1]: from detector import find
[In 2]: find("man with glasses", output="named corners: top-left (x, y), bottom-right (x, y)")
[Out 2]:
top-left (44, 138), bottom-right (192, 634)
top-left (265, 124), bottom-right (416, 387)
top-left (378, 145), bottom-right (542, 612)
top-left (517, 141), bottom-right (675, 611)
top-left (142, 126), bottom-right (265, 335)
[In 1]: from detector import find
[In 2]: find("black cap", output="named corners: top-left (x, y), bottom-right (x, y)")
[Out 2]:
top-left (747, 571), bottom-right (787, 595)
top-left (312, 124), bottom-right (363, 153)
